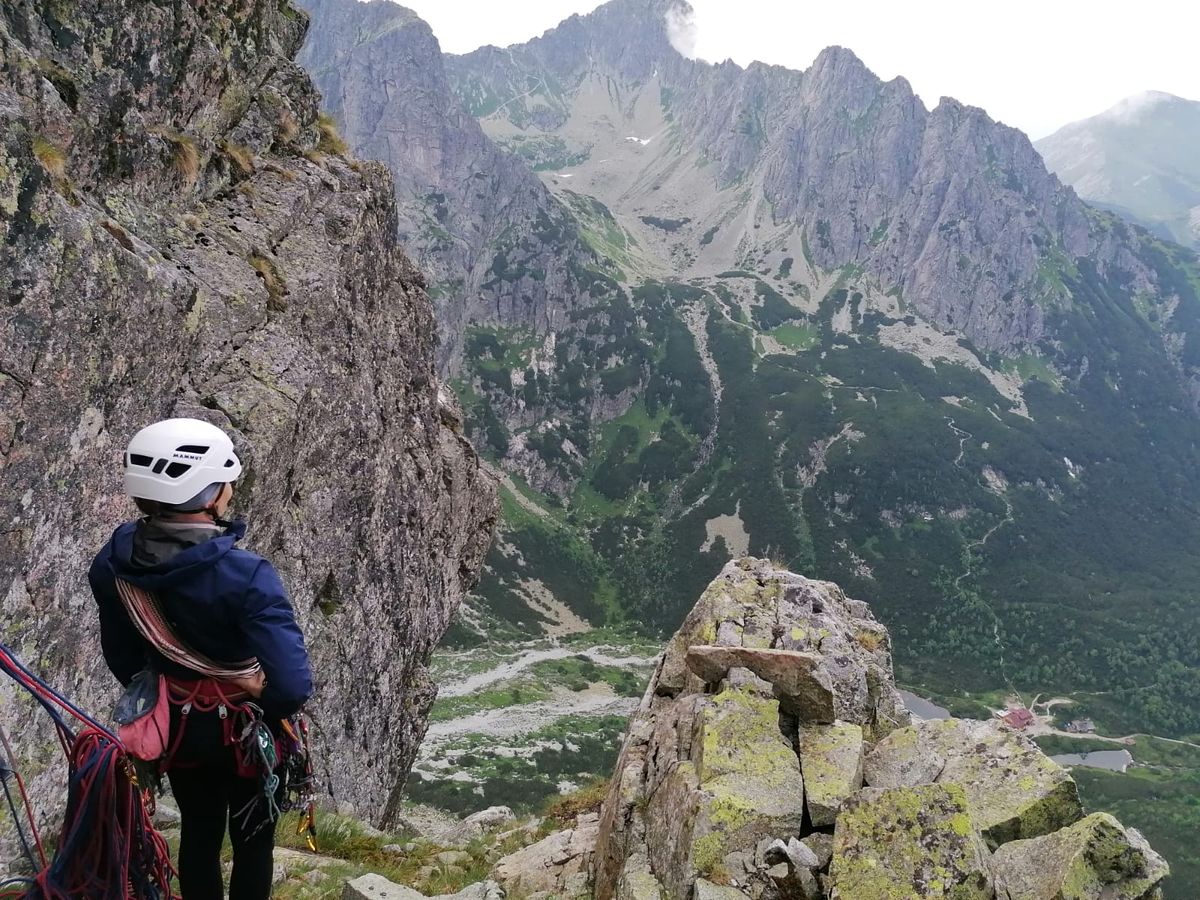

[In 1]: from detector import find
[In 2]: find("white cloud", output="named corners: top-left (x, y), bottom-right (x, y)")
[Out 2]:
top-left (664, 3), bottom-right (699, 59)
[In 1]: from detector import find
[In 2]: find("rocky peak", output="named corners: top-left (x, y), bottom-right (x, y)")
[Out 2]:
top-left (802, 45), bottom-right (889, 108)
top-left (528, 0), bottom-right (687, 79)
top-left (588, 559), bottom-right (1167, 899)
top-left (297, 0), bottom-right (604, 372)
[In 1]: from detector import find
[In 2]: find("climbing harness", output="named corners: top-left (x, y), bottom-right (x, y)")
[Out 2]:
top-left (114, 578), bottom-right (318, 841)
top-left (0, 641), bottom-right (177, 900)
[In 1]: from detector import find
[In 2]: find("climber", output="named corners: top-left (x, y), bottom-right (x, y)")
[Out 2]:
top-left (88, 417), bottom-right (314, 900)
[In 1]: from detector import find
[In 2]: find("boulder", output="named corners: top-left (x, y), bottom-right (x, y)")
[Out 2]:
top-left (797, 723), bottom-right (864, 826)
top-left (685, 688), bottom-right (807, 888)
top-left (590, 559), bottom-right (1158, 900)
top-left (829, 784), bottom-right (995, 899)
top-left (992, 813), bottom-right (1168, 899)
top-left (444, 806), bottom-right (516, 845)
top-left (493, 813), bottom-right (599, 898)
top-left (655, 560), bottom-right (910, 738)
top-left (694, 879), bottom-right (750, 900)
top-left (866, 719), bottom-right (1081, 846)
top-left (800, 833), bottom-right (834, 871)
top-left (686, 646), bottom-right (835, 721)
top-left (340, 879), bottom-right (503, 900)
top-left (446, 883), bottom-right (504, 900)
top-left (342, 874), bottom-right (425, 900)
top-left (616, 855), bottom-right (667, 900)
top-left (862, 722), bottom-right (947, 788)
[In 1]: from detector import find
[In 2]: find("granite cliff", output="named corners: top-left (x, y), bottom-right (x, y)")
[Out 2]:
top-left (295, 0), bottom-right (607, 372)
top-left (0, 0), bottom-right (495, 826)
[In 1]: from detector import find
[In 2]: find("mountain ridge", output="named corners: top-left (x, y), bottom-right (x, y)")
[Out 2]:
top-left (446, 10), bottom-right (1170, 359)
top-left (1037, 91), bottom-right (1200, 249)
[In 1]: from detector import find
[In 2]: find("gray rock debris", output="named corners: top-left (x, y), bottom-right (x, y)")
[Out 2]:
top-left (491, 812), bottom-right (599, 899)
top-left (342, 876), bottom-right (503, 900)
top-left (443, 806), bottom-right (516, 846)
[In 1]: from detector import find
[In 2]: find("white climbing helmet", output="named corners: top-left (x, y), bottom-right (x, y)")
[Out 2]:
top-left (123, 418), bottom-right (243, 507)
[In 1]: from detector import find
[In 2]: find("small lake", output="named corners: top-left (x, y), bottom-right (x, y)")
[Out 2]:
top-left (1049, 749), bottom-right (1134, 773)
top-left (900, 690), bottom-right (951, 720)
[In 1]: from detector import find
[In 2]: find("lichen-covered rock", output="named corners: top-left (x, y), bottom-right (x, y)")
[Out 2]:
top-left (992, 813), bottom-right (1168, 900)
top-left (342, 874), bottom-right (425, 900)
top-left (867, 719), bottom-right (1082, 846)
top-left (688, 688), bottom-right (807, 879)
top-left (694, 880), bottom-right (750, 900)
top-left (862, 722), bottom-right (947, 788)
top-left (798, 722), bottom-right (864, 827)
top-left (616, 855), bottom-right (667, 900)
top-left (0, 0), bottom-right (495, 831)
top-left (657, 558), bottom-right (909, 738)
top-left (591, 560), bottom-right (1159, 900)
top-left (686, 646), bottom-right (835, 721)
top-left (594, 559), bottom-right (906, 900)
top-left (829, 784), bottom-right (995, 899)
top-left (341, 877), bottom-right (503, 900)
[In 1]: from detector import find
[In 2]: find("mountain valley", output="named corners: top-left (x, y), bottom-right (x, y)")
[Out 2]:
top-left (301, 0), bottom-right (1200, 892)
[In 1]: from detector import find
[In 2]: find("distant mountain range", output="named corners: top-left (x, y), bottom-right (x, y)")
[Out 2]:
top-left (297, 0), bottom-right (1200, 746)
top-left (1037, 91), bottom-right (1200, 249)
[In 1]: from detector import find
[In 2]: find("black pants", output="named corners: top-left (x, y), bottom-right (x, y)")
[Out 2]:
top-left (165, 706), bottom-right (279, 900)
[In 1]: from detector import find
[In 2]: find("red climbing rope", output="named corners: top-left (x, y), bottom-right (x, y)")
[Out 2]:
top-left (0, 642), bottom-right (178, 900)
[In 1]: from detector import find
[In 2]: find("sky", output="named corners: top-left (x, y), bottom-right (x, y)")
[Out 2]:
top-left (396, 0), bottom-right (1200, 139)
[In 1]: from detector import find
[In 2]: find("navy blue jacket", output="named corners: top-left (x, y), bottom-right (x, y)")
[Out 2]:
top-left (89, 519), bottom-right (313, 720)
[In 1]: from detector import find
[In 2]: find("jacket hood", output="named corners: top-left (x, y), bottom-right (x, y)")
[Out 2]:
top-left (107, 519), bottom-right (248, 590)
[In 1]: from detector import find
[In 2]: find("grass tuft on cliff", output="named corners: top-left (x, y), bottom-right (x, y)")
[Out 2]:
top-left (316, 113), bottom-right (349, 156)
top-left (32, 135), bottom-right (67, 180)
top-left (152, 128), bottom-right (200, 185)
top-left (221, 140), bottom-right (255, 175)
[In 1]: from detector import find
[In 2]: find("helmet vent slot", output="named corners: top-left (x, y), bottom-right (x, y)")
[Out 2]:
top-left (151, 458), bottom-right (167, 475)
top-left (175, 444), bottom-right (210, 454)
top-left (224, 458), bottom-right (236, 467)
top-left (130, 454), bottom-right (154, 467)
top-left (165, 462), bottom-right (192, 478)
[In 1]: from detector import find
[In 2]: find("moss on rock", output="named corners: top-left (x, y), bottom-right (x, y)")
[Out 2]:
top-left (864, 718), bottom-right (1082, 847)
top-left (992, 812), bottom-right (1169, 899)
top-left (829, 784), bottom-right (994, 899)
top-left (798, 721), bottom-right (864, 826)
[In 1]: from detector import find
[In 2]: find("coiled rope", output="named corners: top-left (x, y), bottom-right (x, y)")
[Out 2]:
top-left (0, 642), bottom-right (177, 900)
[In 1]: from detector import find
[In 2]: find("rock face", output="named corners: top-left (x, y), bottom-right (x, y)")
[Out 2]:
top-left (830, 784), bottom-right (994, 899)
top-left (0, 0), bottom-right (495, 827)
top-left (445, 0), bottom-right (1177, 356)
top-left (294, 0), bottom-right (604, 372)
top-left (866, 718), bottom-right (1082, 847)
top-left (590, 559), bottom-right (1167, 899)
